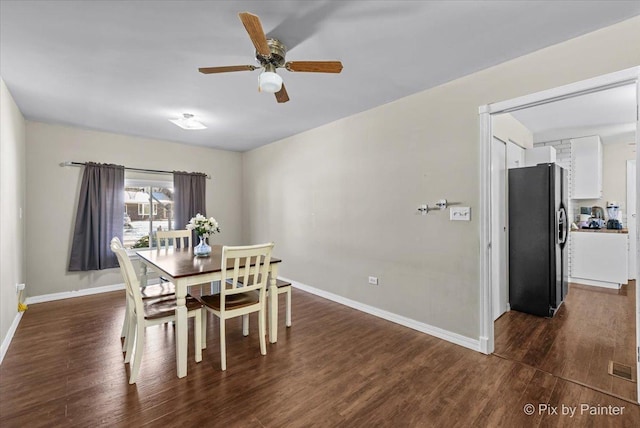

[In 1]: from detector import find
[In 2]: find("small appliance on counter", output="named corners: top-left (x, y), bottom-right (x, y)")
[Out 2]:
top-left (587, 218), bottom-right (605, 229)
top-left (591, 206), bottom-right (605, 220)
top-left (577, 214), bottom-right (591, 228)
top-left (606, 201), bottom-right (622, 230)
top-left (582, 206), bottom-right (605, 229)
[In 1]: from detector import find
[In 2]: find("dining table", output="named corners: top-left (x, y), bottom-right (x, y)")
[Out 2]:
top-left (136, 244), bottom-right (282, 378)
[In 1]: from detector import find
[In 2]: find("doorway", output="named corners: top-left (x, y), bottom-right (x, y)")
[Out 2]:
top-left (479, 67), bottom-right (640, 403)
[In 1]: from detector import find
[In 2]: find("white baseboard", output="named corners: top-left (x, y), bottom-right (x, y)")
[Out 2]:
top-left (478, 336), bottom-right (491, 354)
top-left (17, 277), bottom-right (482, 354)
top-left (569, 277), bottom-right (621, 290)
top-left (283, 277), bottom-right (482, 353)
top-left (0, 311), bottom-right (24, 365)
top-left (25, 283), bottom-right (126, 305)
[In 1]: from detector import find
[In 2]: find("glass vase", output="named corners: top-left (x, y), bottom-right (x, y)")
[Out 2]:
top-left (193, 235), bottom-right (211, 257)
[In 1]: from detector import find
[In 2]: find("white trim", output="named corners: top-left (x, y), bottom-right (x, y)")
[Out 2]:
top-left (283, 277), bottom-right (481, 353)
top-left (25, 283), bottom-right (125, 305)
top-left (0, 311), bottom-right (24, 365)
top-left (479, 110), bottom-right (494, 355)
top-left (569, 277), bottom-right (621, 290)
top-left (484, 66), bottom-right (639, 114)
top-left (478, 336), bottom-right (490, 354)
top-left (636, 78), bottom-right (640, 405)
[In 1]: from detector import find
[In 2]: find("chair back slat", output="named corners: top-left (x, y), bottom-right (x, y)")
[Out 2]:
top-left (220, 243), bottom-right (274, 310)
top-left (156, 229), bottom-right (192, 251)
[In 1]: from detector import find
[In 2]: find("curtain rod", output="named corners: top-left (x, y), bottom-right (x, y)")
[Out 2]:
top-left (59, 161), bottom-right (211, 179)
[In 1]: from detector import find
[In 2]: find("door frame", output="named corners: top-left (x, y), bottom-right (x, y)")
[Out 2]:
top-left (477, 67), bottom-right (640, 388)
top-left (628, 160), bottom-right (637, 280)
top-left (491, 137), bottom-right (508, 321)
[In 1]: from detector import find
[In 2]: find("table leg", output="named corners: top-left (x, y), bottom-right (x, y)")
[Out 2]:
top-left (175, 280), bottom-right (188, 378)
top-left (139, 263), bottom-right (148, 288)
top-left (269, 264), bottom-right (279, 343)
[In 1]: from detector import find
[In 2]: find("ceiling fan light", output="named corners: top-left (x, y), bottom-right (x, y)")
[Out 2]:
top-left (259, 71), bottom-right (283, 93)
top-left (169, 113), bottom-right (207, 130)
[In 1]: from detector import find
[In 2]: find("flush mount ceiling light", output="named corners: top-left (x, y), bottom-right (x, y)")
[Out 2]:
top-left (169, 113), bottom-right (207, 130)
top-left (258, 64), bottom-right (283, 93)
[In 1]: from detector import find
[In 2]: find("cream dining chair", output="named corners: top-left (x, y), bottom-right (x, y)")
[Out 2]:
top-left (111, 240), bottom-right (204, 384)
top-left (112, 236), bottom-right (176, 349)
top-left (198, 243), bottom-right (274, 371)
top-left (156, 229), bottom-right (215, 294)
top-left (155, 229), bottom-right (192, 250)
top-left (151, 229), bottom-right (193, 294)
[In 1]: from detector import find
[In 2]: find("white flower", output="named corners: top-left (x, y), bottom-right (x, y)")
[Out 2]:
top-left (186, 213), bottom-right (221, 237)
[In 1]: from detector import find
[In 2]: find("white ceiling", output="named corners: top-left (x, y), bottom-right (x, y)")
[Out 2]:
top-left (510, 84), bottom-right (637, 145)
top-left (1, 1), bottom-right (639, 152)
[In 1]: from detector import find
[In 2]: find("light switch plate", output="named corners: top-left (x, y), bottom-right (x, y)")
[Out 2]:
top-left (450, 207), bottom-right (471, 221)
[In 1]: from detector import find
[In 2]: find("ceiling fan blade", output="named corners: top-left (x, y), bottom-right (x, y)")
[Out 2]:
top-left (285, 61), bottom-right (343, 73)
top-left (199, 65), bottom-right (257, 74)
top-left (275, 84), bottom-right (290, 103)
top-left (238, 12), bottom-right (271, 57)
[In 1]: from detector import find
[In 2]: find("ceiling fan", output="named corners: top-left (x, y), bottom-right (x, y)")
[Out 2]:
top-left (198, 12), bottom-right (343, 103)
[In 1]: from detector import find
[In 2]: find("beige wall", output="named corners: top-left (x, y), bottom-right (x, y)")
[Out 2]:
top-left (0, 78), bottom-right (26, 350)
top-left (575, 140), bottom-right (636, 219)
top-left (493, 113), bottom-right (533, 149)
top-left (25, 122), bottom-right (243, 297)
top-left (243, 17), bottom-right (640, 340)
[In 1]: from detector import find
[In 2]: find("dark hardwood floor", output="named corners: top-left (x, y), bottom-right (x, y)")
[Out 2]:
top-left (495, 280), bottom-right (637, 402)
top-left (1, 287), bottom-right (639, 427)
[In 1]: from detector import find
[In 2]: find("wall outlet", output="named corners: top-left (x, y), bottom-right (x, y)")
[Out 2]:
top-left (368, 276), bottom-right (379, 285)
top-left (16, 283), bottom-right (25, 294)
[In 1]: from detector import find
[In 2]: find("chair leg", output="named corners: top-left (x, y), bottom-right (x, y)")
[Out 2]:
top-left (121, 298), bottom-right (132, 352)
top-left (220, 318), bottom-right (226, 371)
top-left (242, 314), bottom-right (249, 336)
top-left (121, 304), bottom-right (129, 339)
top-left (201, 309), bottom-right (207, 350)
top-left (122, 313), bottom-right (130, 354)
top-left (124, 314), bottom-right (136, 364)
top-left (258, 308), bottom-right (266, 356)
top-left (129, 324), bottom-right (144, 384)
top-left (194, 310), bottom-right (202, 363)
top-left (286, 288), bottom-right (292, 327)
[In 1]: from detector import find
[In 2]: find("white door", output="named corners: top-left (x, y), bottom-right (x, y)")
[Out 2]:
top-left (628, 160), bottom-right (636, 280)
top-left (492, 138), bottom-right (507, 320)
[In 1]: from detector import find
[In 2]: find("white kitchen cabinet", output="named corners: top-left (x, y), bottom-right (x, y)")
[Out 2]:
top-left (570, 231), bottom-right (628, 288)
top-left (524, 146), bottom-right (556, 167)
top-left (570, 135), bottom-right (602, 199)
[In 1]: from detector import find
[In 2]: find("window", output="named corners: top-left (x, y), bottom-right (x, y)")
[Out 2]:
top-left (137, 202), bottom-right (158, 216)
top-left (123, 179), bottom-right (174, 249)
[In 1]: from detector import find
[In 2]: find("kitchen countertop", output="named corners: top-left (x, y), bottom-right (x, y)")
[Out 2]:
top-left (571, 228), bottom-right (628, 234)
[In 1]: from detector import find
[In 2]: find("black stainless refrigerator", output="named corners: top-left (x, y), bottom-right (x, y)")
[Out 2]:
top-left (508, 163), bottom-right (568, 317)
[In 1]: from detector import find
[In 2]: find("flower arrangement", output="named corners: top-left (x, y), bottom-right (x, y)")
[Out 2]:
top-left (186, 213), bottom-right (220, 238)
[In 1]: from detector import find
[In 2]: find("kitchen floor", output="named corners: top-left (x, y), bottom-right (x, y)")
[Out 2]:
top-left (495, 280), bottom-right (637, 403)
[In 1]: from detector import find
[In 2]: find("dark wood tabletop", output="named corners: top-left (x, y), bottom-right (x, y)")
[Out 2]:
top-left (136, 245), bottom-right (281, 279)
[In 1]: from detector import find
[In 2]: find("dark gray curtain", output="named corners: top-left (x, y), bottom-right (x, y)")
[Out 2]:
top-left (69, 163), bottom-right (125, 271)
top-left (173, 171), bottom-right (207, 245)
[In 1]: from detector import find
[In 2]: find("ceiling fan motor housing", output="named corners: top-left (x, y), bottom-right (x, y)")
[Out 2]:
top-left (257, 39), bottom-right (287, 68)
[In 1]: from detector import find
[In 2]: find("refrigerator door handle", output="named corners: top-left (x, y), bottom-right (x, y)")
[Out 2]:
top-left (557, 207), bottom-right (568, 245)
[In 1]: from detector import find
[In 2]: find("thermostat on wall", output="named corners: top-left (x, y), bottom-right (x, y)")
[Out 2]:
top-left (450, 207), bottom-right (471, 221)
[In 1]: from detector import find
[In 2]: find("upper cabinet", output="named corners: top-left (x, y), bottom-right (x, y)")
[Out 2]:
top-left (570, 135), bottom-right (602, 199)
top-left (524, 146), bottom-right (556, 167)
